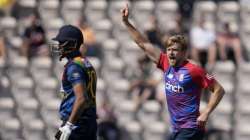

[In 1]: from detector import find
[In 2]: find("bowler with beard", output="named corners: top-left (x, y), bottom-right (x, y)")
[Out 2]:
top-left (121, 4), bottom-right (225, 140)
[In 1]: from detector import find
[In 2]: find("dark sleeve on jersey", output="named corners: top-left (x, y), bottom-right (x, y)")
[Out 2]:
top-left (38, 25), bottom-right (45, 34)
top-left (191, 66), bottom-right (215, 89)
top-left (23, 28), bottom-right (31, 38)
top-left (38, 26), bottom-right (46, 42)
top-left (67, 64), bottom-right (87, 86)
top-left (157, 52), bottom-right (169, 71)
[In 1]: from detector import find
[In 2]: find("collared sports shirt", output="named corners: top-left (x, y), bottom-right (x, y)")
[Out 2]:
top-left (59, 57), bottom-right (97, 121)
top-left (157, 53), bottom-right (215, 132)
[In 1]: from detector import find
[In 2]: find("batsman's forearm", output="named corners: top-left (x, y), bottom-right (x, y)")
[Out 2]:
top-left (68, 97), bottom-right (85, 124)
top-left (205, 87), bottom-right (225, 115)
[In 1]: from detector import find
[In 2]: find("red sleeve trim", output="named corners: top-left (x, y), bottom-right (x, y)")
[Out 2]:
top-left (157, 53), bottom-right (169, 71)
top-left (188, 63), bottom-right (215, 89)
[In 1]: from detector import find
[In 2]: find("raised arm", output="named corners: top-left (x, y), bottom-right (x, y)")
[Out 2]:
top-left (121, 4), bottom-right (161, 64)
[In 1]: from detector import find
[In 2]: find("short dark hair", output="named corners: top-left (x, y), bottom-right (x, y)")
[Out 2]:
top-left (165, 35), bottom-right (187, 51)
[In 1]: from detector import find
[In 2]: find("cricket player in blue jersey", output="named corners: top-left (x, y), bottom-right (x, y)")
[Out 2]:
top-left (51, 25), bottom-right (97, 140)
top-left (121, 4), bottom-right (225, 140)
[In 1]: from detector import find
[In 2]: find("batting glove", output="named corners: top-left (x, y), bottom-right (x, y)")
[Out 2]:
top-left (58, 121), bottom-right (75, 140)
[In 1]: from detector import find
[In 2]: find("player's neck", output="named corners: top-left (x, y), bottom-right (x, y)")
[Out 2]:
top-left (73, 56), bottom-right (83, 61)
top-left (175, 59), bottom-right (187, 68)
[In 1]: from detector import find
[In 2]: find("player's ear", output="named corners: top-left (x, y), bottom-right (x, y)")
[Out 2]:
top-left (79, 45), bottom-right (87, 55)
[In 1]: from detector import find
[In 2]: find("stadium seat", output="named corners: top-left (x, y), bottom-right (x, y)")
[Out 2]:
top-left (12, 76), bottom-right (34, 102)
top-left (108, 0), bottom-right (131, 27)
top-left (120, 40), bottom-right (143, 68)
top-left (112, 79), bottom-right (130, 93)
top-left (0, 118), bottom-right (23, 140)
top-left (40, 98), bottom-right (61, 128)
top-left (85, 0), bottom-right (107, 24)
top-left (102, 38), bottom-right (119, 60)
top-left (234, 112), bottom-right (250, 140)
top-left (112, 24), bottom-right (132, 42)
top-left (160, 106), bottom-right (171, 128)
top-left (240, 0), bottom-right (250, 24)
top-left (0, 75), bottom-right (10, 91)
top-left (96, 79), bottom-right (106, 108)
top-left (234, 133), bottom-right (250, 140)
top-left (240, 23), bottom-right (250, 53)
top-left (44, 17), bottom-right (65, 41)
top-left (210, 101), bottom-right (233, 132)
top-left (193, 1), bottom-right (217, 22)
top-left (96, 78), bottom-right (106, 91)
top-left (213, 60), bottom-right (236, 83)
top-left (23, 119), bottom-right (46, 140)
top-left (8, 36), bottom-right (23, 51)
top-left (116, 100), bottom-right (136, 125)
top-left (46, 127), bottom-right (58, 140)
top-left (155, 0), bottom-right (179, 32)
top-left (108, 79), bottom-right (130, 105)
top-left (234, 128), bottom-right (250, 140)
top-left (18, 0), bottom-right (36, 18)
top-left (30, 56), bottom-right (52, 82)
top-left (17, 98), bottom-right (40, 123)
top-left (0, 58), bottom-right (4, 76)
top-left (143, 121), bottom-right (167, 140)
top-left (139, 101), bottom-right (161, 126)
top-left (38, 0), bottom-right (60, 21)
top-left (41, 98), bottom-right (61, 140)
top-left (61, 0), bottom-right (84, 25)
top-left (237, 62), bottom-right (250, 87)
top-left (92, 19), bottom-right (112, 43)
top-left (8, 57), bottom-right (28, 79)
top-left (19, 0), bottom-right (36, 8)
top-left (37, 77), bottom-right (58, 91)
top-left (0, 97), bottom-right (15, 120)
top-left (124, 121), bottom-right (142, 140)
top-left (102, 57), bottom-right (125, 82)
top-left (210, 78), bottom-right (234, 132)
top-left (8, 56), bottom-right (29, 80)
top-left (131, 0), bottom-right (155, 30)
top-left (36, 77), bottom-right (58, 103)
top-left (236, 79), bottom-right (250, 113)
top-left (217, 1), bottom-right (240, 32)
top-left (0, 16), bottom-right (17, 38)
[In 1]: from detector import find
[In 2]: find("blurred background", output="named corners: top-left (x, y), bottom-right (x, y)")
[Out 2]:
top-left (0, 0), bottom-right (249, 140)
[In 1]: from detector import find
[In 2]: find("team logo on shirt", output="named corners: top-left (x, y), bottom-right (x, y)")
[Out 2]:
top-left (167, 74), bottom-right (174, 79)
top-left (72, 72), bottom-right (81, 78)
top-left (165, 82), bottom-right (184, 93)
top-left (205, 73), bottom-right (214, 80)
top-left (84, 60), bottom-right (92, 67)
top-left (179, 74), bottom-right (184, 81)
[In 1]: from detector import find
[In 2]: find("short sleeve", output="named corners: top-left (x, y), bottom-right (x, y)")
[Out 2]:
top-left (191, 66), bottom-right (215, 89)
top-left (202, 72), bottom-right (215, 88)
top-left (208, 30), bottom-right (216, 43)
top-left (66, 64), bottom-right (86, 85)
top-left (157, 52), bottom-right (169, 71)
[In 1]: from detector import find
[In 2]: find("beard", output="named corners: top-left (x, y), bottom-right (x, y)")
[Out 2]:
top-left (168, 55), bottom-right (177, 66)
top-left (169, 58), bottom-right (176, 66)
top-left (168, 57), bottom-right (183, 67)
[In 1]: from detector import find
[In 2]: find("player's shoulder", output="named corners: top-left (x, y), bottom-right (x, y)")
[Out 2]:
top-left (66, 61), bottom-right (83, 73)
top-left (83, 58), bottom-right (94, 68)
top-left (185, 60), bottom-right (205, 74)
